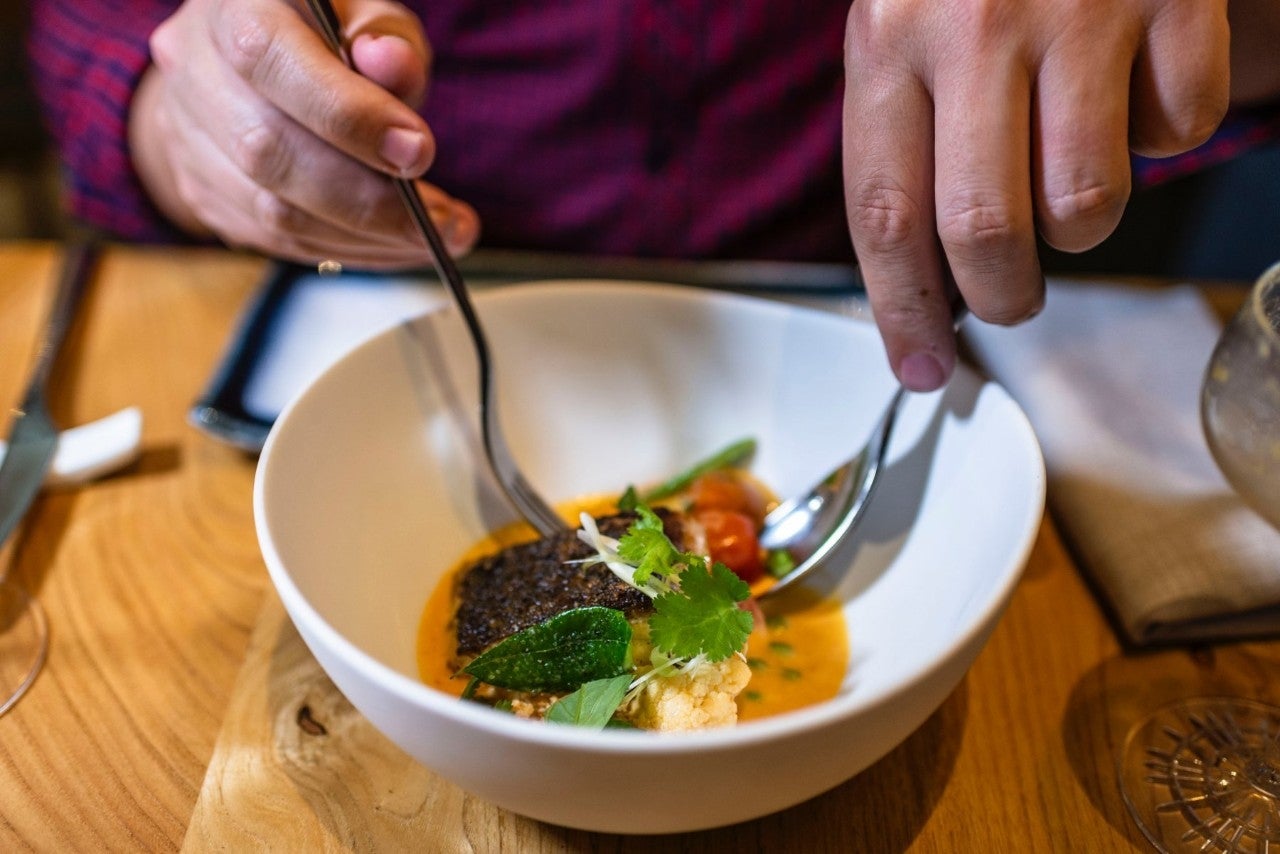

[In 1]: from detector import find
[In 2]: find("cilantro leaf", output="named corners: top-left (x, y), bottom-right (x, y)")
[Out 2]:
top-left (546, 674), bottom-right (633, 729)
top-left (616, 505), bottom-right (681, 587)
top-left (649, 562), bottom-right (753, 662)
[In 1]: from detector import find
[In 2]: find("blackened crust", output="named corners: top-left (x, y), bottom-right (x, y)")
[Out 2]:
top-left (453, 511), bottom-right (684, 656)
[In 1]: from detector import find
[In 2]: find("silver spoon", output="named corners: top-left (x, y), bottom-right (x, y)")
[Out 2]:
top-left (758, 290), bottom-right (968, 599)
top-left (304, 0), bottom-right (566, 537)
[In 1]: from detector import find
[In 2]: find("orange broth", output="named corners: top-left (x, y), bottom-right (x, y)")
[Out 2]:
top-left (416, 495), bottom-right (849, 721)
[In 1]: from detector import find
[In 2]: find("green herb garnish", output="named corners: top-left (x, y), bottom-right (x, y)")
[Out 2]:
top-left (649, 562), bottom-right (753, 662)
top-left (461, 607), bottom-right (632, 693)
top-left (766, 548), bottom-right (796, 578)
top-left (546, 674), bottom-right (633, 729)
top-left (616, 485), bottom-right (640, 512)
top-left (579, 502), bottom-right (753, 664)
top-left (616, 505), bottom-right (685, 589)
top-left (463, 440), bottom-right (764, 729)
top-left (639, 437), bottom-right (756, 502)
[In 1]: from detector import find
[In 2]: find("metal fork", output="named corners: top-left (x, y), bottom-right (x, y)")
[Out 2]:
top-left (303, 0), bottom-right (566, 536)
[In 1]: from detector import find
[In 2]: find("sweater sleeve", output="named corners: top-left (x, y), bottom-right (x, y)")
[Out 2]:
top-left (1133, 100), bottom-right (1280, 188)
top-left (27, 0), bottom-right (186, 241)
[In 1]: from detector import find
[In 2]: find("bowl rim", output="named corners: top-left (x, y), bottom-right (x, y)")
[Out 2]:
top-left (254, 279), bottom-right (1046, 754)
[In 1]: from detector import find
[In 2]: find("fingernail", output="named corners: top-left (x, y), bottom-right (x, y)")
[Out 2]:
top-left (380, 128), bottom-right (427, 176)
top-left (900, 352), bottom-right (946, 392)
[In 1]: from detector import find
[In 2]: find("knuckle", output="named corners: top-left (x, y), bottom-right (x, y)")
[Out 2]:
top-left (252, 188), bottom-right (300, 235)
top-left (872, 295), bottom-right (935, 336)
top-left (847, 176), bottom-right (922, 254)
top-left (937, 190), bottom-right (1021, 258)
top-left (148, 20), bottom-right (180, 72)
top-left (1039, 176), bottom-right (1129, 251)
top-left (1043, 178), bottom-right (1128, 224)
top-left (223, 14), bottom-right (280, 84)
top-left (345, 187), bottom-right (395, 235)
top-left (311, 89), bottom-right (362, 143)
top-left (847, 0), bottom-right (913, 43)
top-left (171, 171), bottom-right (202, 216)
top-left (960, 0), bottom-right (1017, 35)
top-left (229, 120), bottom-right (292, 188)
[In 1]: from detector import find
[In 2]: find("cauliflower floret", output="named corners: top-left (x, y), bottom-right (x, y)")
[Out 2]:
top-left (629, 654), bottom-right (752, 732)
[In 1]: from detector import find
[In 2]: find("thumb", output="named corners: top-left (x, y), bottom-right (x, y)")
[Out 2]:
top-left (341, 1), bottom-right (432, 108)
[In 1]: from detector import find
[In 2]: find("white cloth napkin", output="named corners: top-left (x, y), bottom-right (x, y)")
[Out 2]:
top-left (963, 279), bottom-right (1280, 646)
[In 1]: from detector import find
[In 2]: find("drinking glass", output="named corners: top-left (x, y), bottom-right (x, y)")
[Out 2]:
top-left (1202, 261), bottom-right (1280, 529)
top-left (1118, 262), bottom-right (1280, 852)
top-left (0, 577), bottom-right (48, 716)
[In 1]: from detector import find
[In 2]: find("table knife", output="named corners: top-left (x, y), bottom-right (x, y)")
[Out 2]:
top-left (0, 241), bottom-right (99, 548)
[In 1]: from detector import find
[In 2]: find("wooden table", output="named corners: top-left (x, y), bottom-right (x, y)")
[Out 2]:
top-left (1, 242), bottom-right (1278, 851)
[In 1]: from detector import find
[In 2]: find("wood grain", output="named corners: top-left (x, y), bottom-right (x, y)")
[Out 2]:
top-left (2, 243), bottom-right (1276, 852)
top-left (0, 244), bottom-right (268, 848)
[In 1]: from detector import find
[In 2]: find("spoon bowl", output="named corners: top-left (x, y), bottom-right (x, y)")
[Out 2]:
top-left (758, 296), bottom-right (967, 598)
top-left (758, 386), bottom-right (906, 598)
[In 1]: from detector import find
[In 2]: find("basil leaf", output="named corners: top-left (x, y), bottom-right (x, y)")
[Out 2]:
top-left (462, 607), bottom-right (632, 692)
top-left (546, 674), bottom-right (633, 729)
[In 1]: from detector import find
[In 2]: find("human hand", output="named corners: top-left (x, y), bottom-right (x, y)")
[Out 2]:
top-left (842, 0), bottom-right (1229, 390)
top-left (129, 0), bottom-right (479, 268)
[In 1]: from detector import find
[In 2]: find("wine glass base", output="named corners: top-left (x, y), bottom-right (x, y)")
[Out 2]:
top-left (0, 583), bottom-right (49, 716)
top-left (1120, 697), bottom-right (1280, 853)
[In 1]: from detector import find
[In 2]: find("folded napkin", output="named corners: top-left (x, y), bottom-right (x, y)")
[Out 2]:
top-left (963, 279), bottom-right (1280, 646)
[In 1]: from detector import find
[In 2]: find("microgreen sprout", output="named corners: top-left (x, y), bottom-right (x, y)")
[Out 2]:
top-left (577, 503), bottom-right (753, 666)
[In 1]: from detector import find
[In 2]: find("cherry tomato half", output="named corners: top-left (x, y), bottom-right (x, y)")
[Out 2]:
top-left (688, 471), bottom-right (766, 528)
top-left (694, 508), bottom-right (765, 583)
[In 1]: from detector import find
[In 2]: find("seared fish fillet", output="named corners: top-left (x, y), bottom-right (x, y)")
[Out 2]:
top-left (453, 511), bottom-right (685, 657)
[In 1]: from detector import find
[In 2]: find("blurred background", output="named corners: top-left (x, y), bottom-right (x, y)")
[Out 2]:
top-left (1, 3), bottom-right (63, 240)
top-left (0, 5), bottom-right (1275, 276)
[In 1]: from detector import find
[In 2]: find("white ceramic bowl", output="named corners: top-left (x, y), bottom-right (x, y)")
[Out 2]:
top-left (254, 281), bottom-right (1045, 833)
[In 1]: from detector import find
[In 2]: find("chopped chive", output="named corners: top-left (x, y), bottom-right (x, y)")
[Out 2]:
top-left (640, 438), bottom-right (757, 502)
top-left (766, 549), bottom-right (795, 578)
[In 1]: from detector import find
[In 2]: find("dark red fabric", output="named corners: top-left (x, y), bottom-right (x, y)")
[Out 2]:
top-left (26, 2), bottom-right (1278, 261)
top-left (28, 0), bottom-right (185, 241)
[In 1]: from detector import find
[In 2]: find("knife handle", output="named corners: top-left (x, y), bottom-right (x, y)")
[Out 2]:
top-left (23, 240), bottom-right (99, 408)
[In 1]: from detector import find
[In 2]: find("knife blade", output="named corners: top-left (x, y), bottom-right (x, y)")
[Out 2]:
top-left (0, 241), bottom-right (99, 548)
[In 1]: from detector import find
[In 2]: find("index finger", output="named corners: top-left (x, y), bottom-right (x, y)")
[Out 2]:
top-left (843, 49), bottom-right (956, 391)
